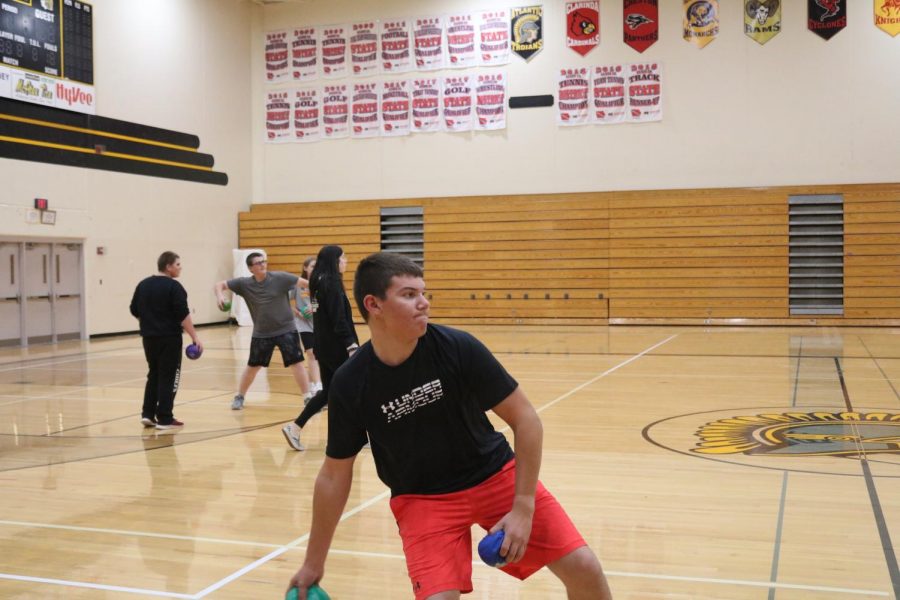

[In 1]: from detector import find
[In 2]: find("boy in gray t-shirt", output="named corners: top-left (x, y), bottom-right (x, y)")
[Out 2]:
top-left (214, 252), bottom-right (311, 410)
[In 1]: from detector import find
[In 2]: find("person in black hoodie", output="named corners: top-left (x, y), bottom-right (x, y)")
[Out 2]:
top-left (282, 245), bottom-right (358, 451)
top-left (130, 251), bottom-right (202, 430)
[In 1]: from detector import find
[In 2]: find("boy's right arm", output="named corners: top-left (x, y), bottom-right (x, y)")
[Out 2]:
top-left (214, 280), bottom-right (231, 309)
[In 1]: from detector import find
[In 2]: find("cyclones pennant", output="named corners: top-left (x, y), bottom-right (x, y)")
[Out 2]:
top-left (875, 0), bottom-right (900, 37)
top-left (510, 6), bottom-right (544, 60)
top-left (623, 0), bottom-right (658, 53)
top-left (566, 2), bottom-right (600, 57)
top-left (683, 1), bottom-right (719, 48)
top-left (808, 0), bottom-right (846, 40)
top-left (744, 1), bottom-right (781, 44)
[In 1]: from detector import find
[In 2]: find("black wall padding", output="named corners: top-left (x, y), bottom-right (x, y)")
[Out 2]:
top-left (509, 95), bottom-right (554, 109)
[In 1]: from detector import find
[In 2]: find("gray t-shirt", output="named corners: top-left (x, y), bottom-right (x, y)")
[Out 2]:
top-left (289, 287), bottom-right (314, 334)
top-left (227, 271), bottom-right (298, 338)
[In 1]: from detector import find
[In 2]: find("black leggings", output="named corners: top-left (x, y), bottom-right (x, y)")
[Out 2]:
top-left (141, 335), bottom-right (182, 424)
top-left (294, 356), bottom-right (342, 428)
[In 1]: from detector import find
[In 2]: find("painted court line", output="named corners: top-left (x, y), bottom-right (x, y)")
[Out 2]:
top-left (0, 573), bottom-right (193, 598)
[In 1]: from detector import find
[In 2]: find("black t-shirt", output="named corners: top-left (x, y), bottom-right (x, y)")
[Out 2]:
top-left (129, 275), bottom-right (190, 337)
top-left (326, 324), bottom-right (517, 496)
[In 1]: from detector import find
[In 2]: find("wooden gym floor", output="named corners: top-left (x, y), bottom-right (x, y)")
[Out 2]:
top-left (1, 324), bottom-right (899, 599)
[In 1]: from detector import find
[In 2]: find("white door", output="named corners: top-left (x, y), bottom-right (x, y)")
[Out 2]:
top-left (54, 243), bottom-right (83, 341)
top-left (0, 243), bottom-right (22, 346)
top-left (24, 243), bottom-right (53, 344)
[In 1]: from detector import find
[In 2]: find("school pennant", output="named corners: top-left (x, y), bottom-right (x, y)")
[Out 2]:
top-left (744, 1), bottom-right (782, 45)
top-left (683, 0), bottom-right (719, 48)
top-left (566, 1), bottom-right (600, 56)
top-left (875, 0), bottom-right (900, 37)
top-left (623, 0), bottom-right (658, 53)
top-left (808, 0), bottom-right (847, 40)
top-left (510, 5), bottom-right (544, 60)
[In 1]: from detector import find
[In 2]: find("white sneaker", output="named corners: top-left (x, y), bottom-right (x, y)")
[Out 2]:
top-left (231, 394), bottom-right (244, 410)
top-left (281, 423), bottom-right (305, 451)
top-left (312, 382), bottom-right (323, 394)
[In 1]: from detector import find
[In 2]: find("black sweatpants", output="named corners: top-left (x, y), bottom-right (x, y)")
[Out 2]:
top-left (141, 335), bottom-right (182, 425)
top-left (294, 355), bottom-right (343, 428)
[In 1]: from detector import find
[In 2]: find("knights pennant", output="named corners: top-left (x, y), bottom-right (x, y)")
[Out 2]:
top-left (875, 0), bottom-right (900, 37)
top-left (683, 1), bottom-right (719, 48)
top-left (510, 6), bottom-right (544, 60)
top-left (808, 0), bottom-right (846, 40)
top-left (623, 0), bottom-right (658, 53)
top-left (566, 1), bottom-right (599, 56)
top-left (744, 1), bottom-right (782, 45)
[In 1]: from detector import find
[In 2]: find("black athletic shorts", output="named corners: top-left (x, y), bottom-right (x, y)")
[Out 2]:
top-left (248, 331), bottom-right (304, 368)
top-left (300, 331), bottom-right (315, 353)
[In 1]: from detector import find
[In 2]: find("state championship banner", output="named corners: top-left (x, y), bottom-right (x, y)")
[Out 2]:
top-left (567, 1), bottom-right (600, 57)
top-left (351, 82), bottom-right (381, 138)
top-left (744, 1), bottom-right (782, 45)
top-left (627, 62), bottom-right (662, 123)
top-left (381, 80), bottom-right (411, 137)
top-left (291, 28), bottom-right (318, 82)
top-left (623, 0), bottom-right (658, 53)
top-left (321, 25), bottom-right (349, 78)
top-left (265, 91), bottom-right (291, 142)
top-left (265, 30), bottom-right (290, 82)
top-left (808, 0), bottom-right (846, 40)
top-left (478, 9), bottom-right (511, 66)
top-left (293, 89), bottom-right (321, 143)
top-left (351, 21), bottom-right (379, 76)
top-left (558, 68), bottom-right (590, 126)
top-left (683, 0), bottom-right (719, 48)
top-left (414, 16), bottom-right (446, 69)
top-left (511, 6), bottom-right (544, 60)
top-left (322, 84), bottom-right (350, 139)
top-left (591, 65), bottom-right (626, 125)
top-left (447, 13), bottom-right (478, 68)
top-left (381, 20), bottom-right (412, 74)
top-left (475, 72), bottom-right (507, 131)
top-left (411, 78), bottom-right (443, 133)
top-left (442, 75), bottom-right (474, 132)
top-left (876, 0), bottom-right (900, 36)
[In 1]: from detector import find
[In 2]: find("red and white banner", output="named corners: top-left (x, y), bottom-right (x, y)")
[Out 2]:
top-left (443, 75), bottom-right (474, 133)
top-left (265, 91), bottom-right (292, 142)
top-left (350, 21), bottom-right (379, 76)
top-left (475, 72), bottom-right (507, 131)
top-left (623, 0), bottom-right (658, 53)
top-left (321, 84), bottom-right (350, 139)
top-left (566, 1), bottom-right (600, 56)
top-left (321, 26), bottom-right (349, 79)
top-left (380, 80), bottom-right (411, 137)
top-left (351, 82), bottom-right (381, 138)
top-left (478, 9), bottom-right (511, 66)
top-left (627, 62), bottom-right (662, 123)
top-left (413, 16), bottom-right (445, 70)
top-left (411, 78), bottom-right (443, 133)
top-left (591, 65), bottom-right (626, 125)
top-left (557, 68), bottom-right (590, 126)
top-left (265, 30), bottom-right (290, 83)
top-left (380, 20), bottom-right (412, 74)
top-left (293, 88), bottom-right (321, 143)
top-left (446, 13), bottom-right (478, 68)
top-left (291, 28), bottom-right (318, 82)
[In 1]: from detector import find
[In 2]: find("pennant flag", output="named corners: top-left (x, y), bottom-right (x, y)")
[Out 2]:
top-left (566, 2), bottom-right (600, 56)
top-left (744, 1), bottom-right (782, 45)
top-left (510, 6), bottom-right (544, 60)
top-left (683, 1), bottom-right (719, 48)
top-left (623, 0), bottom-right (658, 53)
top-left (808, 0), bottom-right (846, 40)
top-left (875, 0), bottom-right (900, 37)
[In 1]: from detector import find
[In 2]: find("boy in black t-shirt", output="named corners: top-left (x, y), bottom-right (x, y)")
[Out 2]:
top-left (287, 253), bottom-right (611, 600)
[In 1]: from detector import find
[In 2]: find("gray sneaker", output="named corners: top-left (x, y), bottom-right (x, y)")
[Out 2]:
top-left (281, 423), bottom-right (305, 451)
top-left (231, 394), bottom-right (245, 410)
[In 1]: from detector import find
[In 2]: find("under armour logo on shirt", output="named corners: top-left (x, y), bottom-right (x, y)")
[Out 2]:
top-left (381, 379), bottom-right (443, 422)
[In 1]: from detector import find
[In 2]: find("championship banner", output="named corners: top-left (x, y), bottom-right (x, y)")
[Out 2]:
top-left (293, 89), bottom-right (321, 143)
top-left (557, 68), bottom-right (590, 126)
top-left (291, 28), bottom-right (318, 81)
top-left (478, 9), bottom-right (511, 66)
top-left (808, 0), bottom-right (846, 40)
top-left (876, 0), bottom-right (900, 36)
top-left (566, 2), bottom-right (600, 57)
top-left (351, 82), bottom-right (380, 138)
top-left (627, 62), bottom-right (662, 123)
top-left (265, 91), bottom-right (291, 142)
top-left (475, 72), bottom-right (507, 131)
top-left (591, 65), bottom-right (626, 125)
top-left (351, 21), bottom-right (379, 76)
top-left (380, 20), bottom-right (412, 74)
top-left (447, 13), bottom-right (478, 68)
top-left (322, 84), bottom-right (350, 139)
top-left (623, 0), bottom-right (658, 53)
top-left (411, 78), bottom-right (443, 133)
top-left (380, 80), bottom-right (411, 137)
top-left (414, 16), bottom-right (445, 69)
top-left (265, 30), bottom-right (290, 82)
top-left (511, 6), bottom-right (544, 60)
top-left (321, 26), bottom-right (349, 78)
top-left (442, 75), bottom-right (474, 133)
top-left (683, 1), bottom-right (719, 48)
top-left (744, 1), bottom-right (782, 45)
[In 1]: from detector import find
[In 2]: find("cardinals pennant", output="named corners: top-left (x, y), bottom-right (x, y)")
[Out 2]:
top-left (683, 0), bottom-right (719, 48)
top-left (744, 1), bottom-right (782, 45)
top-left (875, 0), bottom-right (900, 37)
top-left (623, 0), bottom-right (658, 53)
top-left (808, 0), bottom-right (846, 40)
top-left (566, 2), bottom-right (599, 56)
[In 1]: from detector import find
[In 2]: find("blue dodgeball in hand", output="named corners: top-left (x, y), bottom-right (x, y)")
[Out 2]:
top-left (478, 530), bottom-right (507, 567)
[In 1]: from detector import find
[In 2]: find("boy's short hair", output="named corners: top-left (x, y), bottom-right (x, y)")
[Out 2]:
top-left (246, 252), bottom-right (264, 268)
top-left (354, 252), bottom-right (424, 321)
top-left (157, 251), bottom-right (179, 272)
